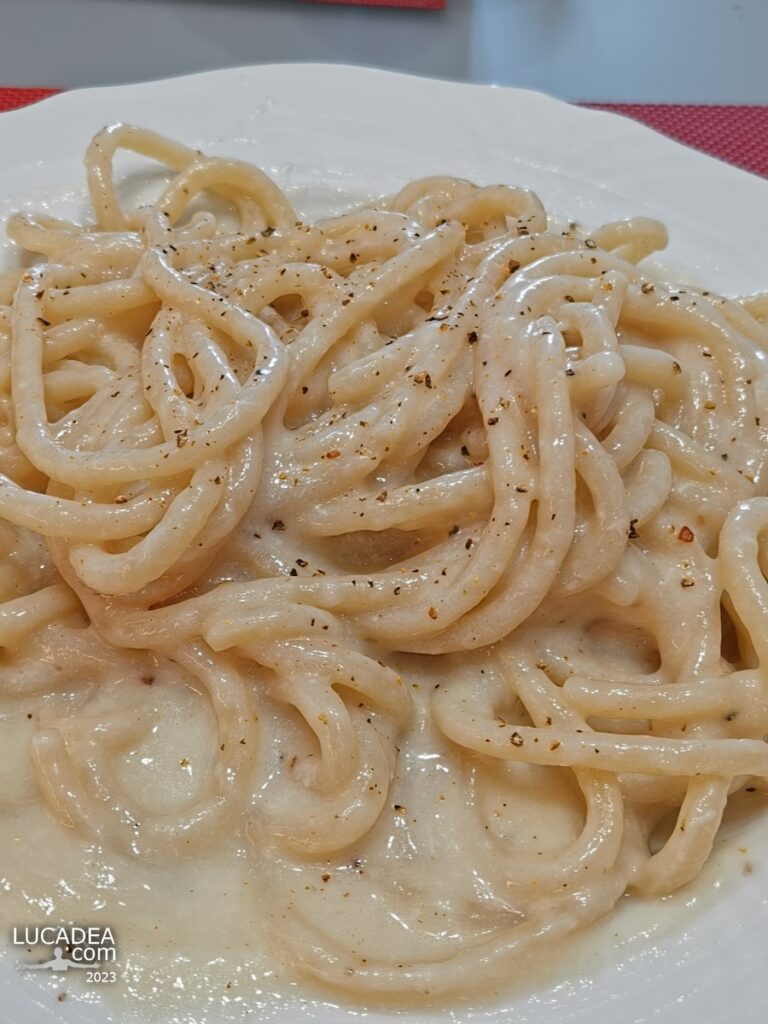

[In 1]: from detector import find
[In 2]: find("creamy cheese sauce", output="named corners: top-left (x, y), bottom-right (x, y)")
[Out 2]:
top-left (0, 647), bottom-right (765, 1021)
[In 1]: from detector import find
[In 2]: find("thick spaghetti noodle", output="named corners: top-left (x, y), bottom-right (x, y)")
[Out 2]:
top-left (1, 125), bottom-right (767, 999)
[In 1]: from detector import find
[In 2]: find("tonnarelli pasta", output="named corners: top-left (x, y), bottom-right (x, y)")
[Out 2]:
top-left (1, 124), bottom-right (767, 999)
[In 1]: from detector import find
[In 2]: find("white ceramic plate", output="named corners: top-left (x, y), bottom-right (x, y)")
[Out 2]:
top-left (0, 63), bottom-right (767, 1024)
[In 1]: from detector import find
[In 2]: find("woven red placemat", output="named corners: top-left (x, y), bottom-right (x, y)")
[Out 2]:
top-left (0, 87), bottom-right (59, 110)
top-left (0, 89), bottom-right (764, 178)
top-left (588, 103), bottom-right (768, 179)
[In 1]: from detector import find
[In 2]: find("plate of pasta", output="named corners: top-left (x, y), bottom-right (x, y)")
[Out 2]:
top-left (0, 63), bottom-right (767, 1024)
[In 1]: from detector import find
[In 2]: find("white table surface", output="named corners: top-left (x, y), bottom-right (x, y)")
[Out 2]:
top-left (0, 0), bottom-right (766, 102)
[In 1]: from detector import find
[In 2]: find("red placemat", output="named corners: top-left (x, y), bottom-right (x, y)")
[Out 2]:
top-left (0, 87), bottom-right (59, 110)
top-left (0, 89), bottom-right (765, 178)
top-left (588, 103), bottom-right (768, 180)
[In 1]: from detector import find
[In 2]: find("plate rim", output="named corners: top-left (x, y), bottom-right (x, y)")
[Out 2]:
top-left (0, 60), bottom-right (765, 190)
